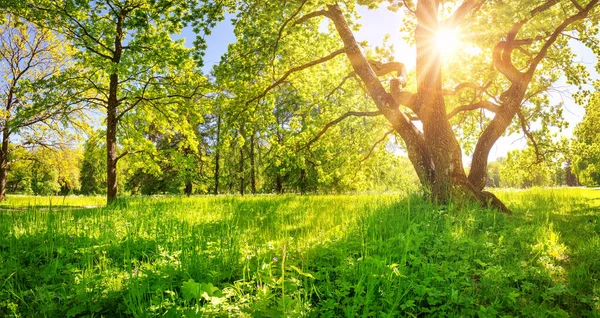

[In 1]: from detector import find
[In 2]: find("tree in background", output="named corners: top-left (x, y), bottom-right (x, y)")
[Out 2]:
top-left (5, 146), bottom-right (82, 195)
top-left (499, 148), bottom-right (555, 188)
top-left (80, 135), bottom-right (107, 195)
top-left (214, 17), bottom-right (416, 195)
top-left (573, 93), bottom-right (600, 186)
top-left (0, 15), bottom-right (85, 201)
top-left (486, 159), bottom-right (502, 188)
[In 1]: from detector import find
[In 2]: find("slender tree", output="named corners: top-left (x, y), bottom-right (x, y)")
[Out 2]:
top-left (9, 0), bottom-right (225, 202)
top-left (0, 15), bottom-right (85, 201)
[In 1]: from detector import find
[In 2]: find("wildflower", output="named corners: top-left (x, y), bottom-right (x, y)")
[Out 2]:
top-left (133, 269), bottom-right (139, 276)
top-left (273, 257), bottom-right (279, 262)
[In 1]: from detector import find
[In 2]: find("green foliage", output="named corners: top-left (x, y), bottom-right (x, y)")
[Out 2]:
top-left (500, 148), bottom-right (556, 188)
top-left (573, 94), bottom-right (600, 186)
top-left (486, 146), bottom-right (573, 189)
top-left (0, 190), bottom-right (599, 316)
top-left (0, 14), bottom-right (86, 199)
top-left (80, 136), bottom-right (107, 195)
top-left (5, 146), bottom-right (82, 195)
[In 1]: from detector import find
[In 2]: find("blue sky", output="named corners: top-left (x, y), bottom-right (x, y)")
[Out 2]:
top-left (175, 6), bottom-right (596, 163)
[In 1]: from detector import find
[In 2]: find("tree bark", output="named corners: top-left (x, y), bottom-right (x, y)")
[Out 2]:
top-left (276, 174), bottom-right (283, 194)
top-left (239, 146), bottom-right (245, 195)
top-left (0, 128), bottom-right (9, 202)
top-left (214, 115), bottom-right (221, 195)
top-left (106, 73), bottom-right (119, 203)
top-left (184, 181), bottom-right (192, 196)
top-left (415, 0), bottom-right (469, 203)
top-left (327, 3), bottom-right (509, 213)
top-left (468, 85), bottom-right (527, 191)
top-left (250, 132), bottom-right (256, 194)
top-left (106, 15), bottom-right (124, 204)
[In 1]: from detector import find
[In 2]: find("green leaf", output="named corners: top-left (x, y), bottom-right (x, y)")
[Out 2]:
top-left (181, 279), bottom-right (202, 301)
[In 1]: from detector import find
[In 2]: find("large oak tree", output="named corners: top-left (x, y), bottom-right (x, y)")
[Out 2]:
top-left (220, 0), bottom-right (600, 212)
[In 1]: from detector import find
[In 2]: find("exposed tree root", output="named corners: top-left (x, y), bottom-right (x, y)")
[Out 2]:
top-left (477, 190), bottom-right (512, 214)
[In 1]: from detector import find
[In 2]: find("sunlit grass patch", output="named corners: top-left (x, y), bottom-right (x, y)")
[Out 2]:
top-left (1, 194), bottom-right (106, 209)
top-left (0, 189), bottom-right (599, 316)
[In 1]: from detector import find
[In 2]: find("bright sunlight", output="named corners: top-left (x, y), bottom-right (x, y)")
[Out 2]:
top-left (435, 28), bottom-right (459, 55)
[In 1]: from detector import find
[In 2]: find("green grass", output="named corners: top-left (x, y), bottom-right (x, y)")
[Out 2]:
top-left (0, 195), bottom-right (106, 209)
top-left (0, 189), bottom-right (599, 317)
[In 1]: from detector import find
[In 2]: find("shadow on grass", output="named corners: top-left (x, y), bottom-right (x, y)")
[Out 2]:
top-left (1, 192), bottom-right (599, 316)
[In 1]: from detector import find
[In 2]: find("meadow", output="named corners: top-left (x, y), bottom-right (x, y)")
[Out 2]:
top-left (0, 189), bottom-right (599, 317)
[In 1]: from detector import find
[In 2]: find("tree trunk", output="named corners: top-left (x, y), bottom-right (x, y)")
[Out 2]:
top-left (239, 146), bottom-right (245, 195)
top-left (327, 3), bottom-right (510, 213)
top-left (184, 181), bottom-right (192, 196)
top-left (250, 132), bottom-right (256, 194)
top-left (468, 85), bottom-right (527, 191)
top-left (276, 174), bottom-right (283, 194)
top-left (415, 0), bottom-right (467, 203)
top-left (1, 81), bottom-right (15, 201)
top-left (214, 115), bottom-right (221, 195)
top-left (106, 73), bottom-right (119, 203)
top-left (299, 168), bottom-right (306, 195)
top-left (0, 129), bottom-right (9, 202)
top-left (106, 15), bottom-right (124, 204)
top-left (276, 127), bottom-right (284, 194)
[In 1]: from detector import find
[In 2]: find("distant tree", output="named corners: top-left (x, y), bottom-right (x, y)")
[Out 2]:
top-left (486, 159), bottom-right (502, 188)
top-left (500, 147), bottom-right (559, 188)
top-left (564, 160), bottom-right (579, 187)
top-left (0, 15), bottom-right (84, 201)
top-left (80, 136), bottom-right (107, 195)
top-left (5, 147), bottom-right (33, 194)
top-left (573, 94), bottom-right (600, 186)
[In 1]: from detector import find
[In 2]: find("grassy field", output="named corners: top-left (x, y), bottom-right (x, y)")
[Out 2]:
top-left (0, 189), bottom-right (598, 317)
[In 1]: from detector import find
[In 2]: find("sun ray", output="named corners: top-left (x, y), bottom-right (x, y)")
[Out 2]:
top-left (435, 28), bottom-right (459, 55)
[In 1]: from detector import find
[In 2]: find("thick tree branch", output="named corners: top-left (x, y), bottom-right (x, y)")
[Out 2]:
top-left (447, 100), bottom-right (500, 119)
top-left (527, 0), bottom-right (599, 76)
top-left (293, 9), bottom-right (332, 26)
top-left (443, 82), bottom-right (484, 96)
top-left (369, 60), bottom-right (407, 80)
top-left (445, 0), bottom-right (484, 28)
top-left (570, 0), bottom-right (585, 11)
top-left (493, 0), bottom-right (561, 83)
top-left (390, 78), bottom-right (418, 113)
top-left (327, 3), bottom-right (434, 185)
